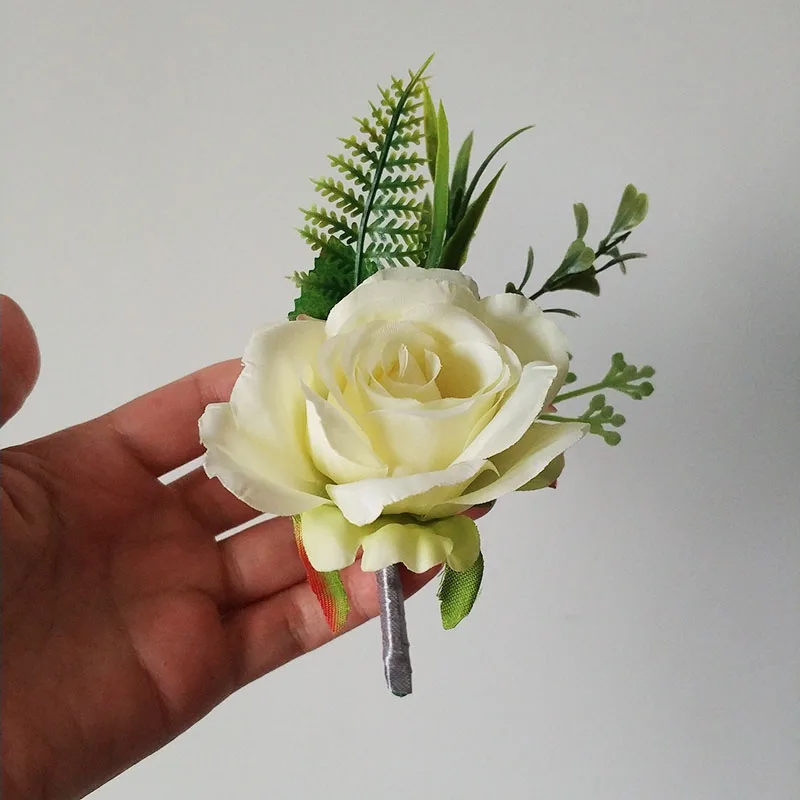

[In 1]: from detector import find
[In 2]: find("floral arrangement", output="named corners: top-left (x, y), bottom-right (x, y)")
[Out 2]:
top-left (199, 57), bottom-right (655, 695)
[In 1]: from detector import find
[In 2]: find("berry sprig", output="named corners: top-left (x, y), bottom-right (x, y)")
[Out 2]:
top-left (540, 353), bottom-right (655, 445)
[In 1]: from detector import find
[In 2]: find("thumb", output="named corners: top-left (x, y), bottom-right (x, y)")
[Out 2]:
top-left (1, 295), bottom-right (41, 427)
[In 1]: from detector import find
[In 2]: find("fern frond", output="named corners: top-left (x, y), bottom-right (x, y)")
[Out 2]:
top-left (297, 57), bottom-right (433, 306)
top-left (301, 205), bottom-right (358, 244)
top-left (311, 178), bottom-right (363, 215)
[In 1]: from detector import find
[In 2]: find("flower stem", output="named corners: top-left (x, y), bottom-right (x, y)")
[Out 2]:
top-left (539, 413), bottom-right (586, 424)
top-left (553, 381), bottom-right (607, 402)
top-left (376, 565), bottom-right (412, 697)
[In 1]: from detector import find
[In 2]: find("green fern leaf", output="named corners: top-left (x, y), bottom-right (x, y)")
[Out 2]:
top-left (297, 57), bottom-right (432, 312)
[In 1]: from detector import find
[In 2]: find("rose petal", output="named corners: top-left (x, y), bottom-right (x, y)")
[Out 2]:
top-left (299, 505), bottom-right (376, 572)
top-left (478, 293), bottom-right (570, 401)
top-left (427, 422), bottom-right (587, 515)
top-left (230, 319), bottom-right (326, 484)
top-left (200, 403), bottom-right (327, 516)
top-left (459, 361), bottom-right (558, 461)
top-left (303, 385), bottom-right (388, 484)
top-left (326, 269), bottom-right (480, 336)
top-left (518, 453), bottom-right (566, 491)
top-left (360, 515), bottom-right (480, 573)
top-left (327, 459), bottom-right (495, 526)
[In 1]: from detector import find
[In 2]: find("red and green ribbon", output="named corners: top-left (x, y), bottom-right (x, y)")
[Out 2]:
top-left (292, 515), bottom-right (350, 633)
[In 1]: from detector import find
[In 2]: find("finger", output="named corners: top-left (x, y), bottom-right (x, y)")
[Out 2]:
top-left (224, 562), bottom-right (439, 688)
top-left (104, 359), bottom-right (242, 476)
top-left (0, 296), bottom-right (41, 426)
top-left (170, 466), bottom-right (261, 534)
top-left (218, 516), bottom-right (305, 608)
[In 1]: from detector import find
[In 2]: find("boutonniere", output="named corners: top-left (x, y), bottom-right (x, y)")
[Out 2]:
top-left (200, 57), bottom-right (655, 695)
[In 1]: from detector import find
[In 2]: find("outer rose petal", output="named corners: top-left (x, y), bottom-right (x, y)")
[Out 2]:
top-left (459, 361), bottom-right (557, 461)
top-left (478, 293), bottom-right (570, 400)
top-left (327, 459), bottom-right (495, 526)
top-left (200, 403), bottom-right (328, 516)
top-left (360, 515), bottom-right (480, 573)
top-left (326, 267), bottom-right (480, 336)
top-left (518, 453), bottom-right (565, 491)
top-left (230, 319), bottom-right (326, 484)
top-left (300, 504), bottom-right (376, 572)
top-left (427, 422), bottom-right (587, 515)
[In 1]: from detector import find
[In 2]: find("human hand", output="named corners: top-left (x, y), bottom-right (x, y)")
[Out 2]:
top-left (1, 296), bottom-right (473, 800)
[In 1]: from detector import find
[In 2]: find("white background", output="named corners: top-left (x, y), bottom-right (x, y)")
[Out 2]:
top-left (2, 1), bottom-right (799, 798)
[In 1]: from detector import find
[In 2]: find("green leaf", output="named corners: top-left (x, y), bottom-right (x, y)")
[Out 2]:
top-left (353, 56), bottom-right (433, 286)
top-left (301, 59), bottom-right (431, 291)
top-left (290, 242), bottom-right (356, 320)
top-left (425, 101), bottom-right (450, 267)
top-left (543, 307), bottom-right (580, 317)
top-left (438, 552), bottom-right (484, 629)
top-left (461, 125), bottom-right (533, 211)
top-left (609, 184), bottom-right (648, 235)
top-left (599, 252), bottom-right (647, 272)
top-left (573, 202), bottom-right (589, 239)
top-left (552, 239), bottom-right (595, 279)
top-left (448, 131), bottom-right (474, 232)
top-left (439, 165), bottom-right (504, 270)
top-left (422, 84), bottom-right (438, 180)
top-left (518, 246), bottom-right (535, 291)
top-left (562, 271), bottom-right (601, 295)
top-left (628, 192), bottom-right (649, 228)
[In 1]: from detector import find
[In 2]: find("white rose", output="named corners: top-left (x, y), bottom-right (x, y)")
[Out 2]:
top-left (200, 267), bottom-right (586, 574)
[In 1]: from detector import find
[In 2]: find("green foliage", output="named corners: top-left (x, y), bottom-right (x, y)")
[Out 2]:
top-left (506, 184), bottom-right (650, 315)
top-left (439, 166), bottom-right (505, 270)
top-left (416, 95), bottom-right (531, 268)
top-left (294, 59), bottom-right (431, 317)
top-left (438, 553), bottom-right (484, 629)
top-left (425, 101), bottom-right (450, 267)
top-left (540, 353), bottom-right (655, 446)
top-left (289, 241), bottom-right (357, 320)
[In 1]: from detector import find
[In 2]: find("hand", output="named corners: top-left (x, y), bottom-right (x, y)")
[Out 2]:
top-left (0, 296), bottom-right (448, 800)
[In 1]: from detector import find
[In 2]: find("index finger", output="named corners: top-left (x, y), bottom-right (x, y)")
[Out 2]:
top-left (104, 358), bottom-right (242, 476)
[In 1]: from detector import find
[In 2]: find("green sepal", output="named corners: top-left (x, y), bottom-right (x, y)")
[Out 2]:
top-left (438, 552), bottom-right (485, 629)
top-left (439, 165), bottom-right (504, 270)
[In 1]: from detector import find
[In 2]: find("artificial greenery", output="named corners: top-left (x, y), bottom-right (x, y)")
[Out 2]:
top-left (540, 353), bottom-right (656, 445)
top-left (291, 56), bottom-right (532, 318)
top-left (506, 184), bottom-right (650, 313)
top-left (290, 58), bottom-right (656, 444)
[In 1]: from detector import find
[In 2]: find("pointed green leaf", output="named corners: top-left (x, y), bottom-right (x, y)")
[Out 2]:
top-left (425, 101), bottom-right (450, 267)
top-left (543, 307), bottom-right (580, 317)
top-left (438, 552), bottom-right (484, 629)
top-left (563, 271), bottom-right (601, 295)
top-left (448, 131), bottom-right (474, 231)
top-left (422, 84), bottom-right (438, 181)
top-left (517, 246), bottom-right (535, 292)
top-left (573, 202), bottom-right (589, 239)
top-left (601, 252), bottom-right (647, 271)
top-left (439, 165), bottom-right (505, 270)
top-left (462, 125), bottom-right (533, 211)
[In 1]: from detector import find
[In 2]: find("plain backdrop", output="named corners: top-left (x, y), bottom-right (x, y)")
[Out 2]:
top-left (2, 1), bottom-right (799, 798)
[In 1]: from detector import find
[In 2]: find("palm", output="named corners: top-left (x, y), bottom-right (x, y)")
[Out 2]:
top-left (0, 299), bottom-right (436, 800)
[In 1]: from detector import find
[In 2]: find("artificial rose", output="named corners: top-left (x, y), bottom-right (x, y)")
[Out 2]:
top-left (200, 267), bottom-right (586, 573)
